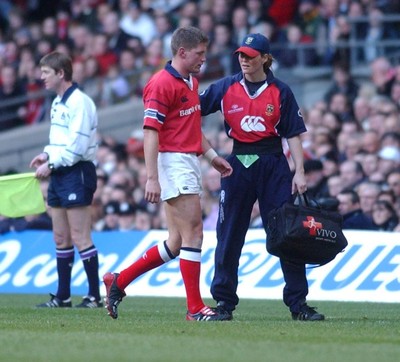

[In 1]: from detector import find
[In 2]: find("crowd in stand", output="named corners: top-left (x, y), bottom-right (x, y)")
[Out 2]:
top-left (1, 0), bottom-right (400, 233)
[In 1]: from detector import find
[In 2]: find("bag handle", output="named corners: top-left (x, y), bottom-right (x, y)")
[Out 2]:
top-left (294, 191), bottom-right (320, 209)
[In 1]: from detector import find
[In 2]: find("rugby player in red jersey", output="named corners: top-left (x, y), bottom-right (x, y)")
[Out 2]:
top-left (103, 26), bottom-right (233, 321)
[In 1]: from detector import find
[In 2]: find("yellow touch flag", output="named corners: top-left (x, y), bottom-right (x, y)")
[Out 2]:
top-left (0, 173), bottom-right (46, 218)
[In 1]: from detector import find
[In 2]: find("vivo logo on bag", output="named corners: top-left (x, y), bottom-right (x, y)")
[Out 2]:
top-left (302, 216), bottom-right (337, 242)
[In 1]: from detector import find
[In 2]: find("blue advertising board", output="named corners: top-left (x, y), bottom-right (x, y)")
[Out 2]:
top-left (1, 229), bottom-right (400, 303)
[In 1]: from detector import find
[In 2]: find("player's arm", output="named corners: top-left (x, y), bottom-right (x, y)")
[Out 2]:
top-left (201, 133), bottom-right (232, 178)
top-left (287, 135), bottom-right (306, 195)
top-left (143, 127), bottom-right (161, 203)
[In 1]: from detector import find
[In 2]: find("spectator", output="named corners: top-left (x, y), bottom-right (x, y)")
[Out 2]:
top-left (352, 95), bottom-right (371, 130)
top-left (89, 32), bottom-right (118, 76)
top-left (117, 201), bottom-right (137, 231)
top-left (142, 37), bottom-right (167, 74)
top-left (0, 64), bottom-right (26, 131)
top-left (41, 16), bottom-right (58, 48)
top-left (328, 91), bottom-right (353, 123)
top-left (364, 8), bottom-right (390, 62)
top-left (117, 47), bottom-right (140, 97)
top-left (70, 0), bottom-right (99, 32)
top-left (390, 80), bottom-right (400, 109)
top-left (320, 111), bottom-right (342, 137)
top-left (74, 57), bottom-right (103, 106)
top-left (321, 150), bottom-right (339, 178)
top-left (371, 199), bottom-right (399, 231)
top-left (69, 23), bottom-right (92, 61)
top-left (36, 37), bottom-right (54, 61)
top-left (210, 0), bottom-right (232, 24)
top-left (2, 39), bottom-right (20, 68)
top-left (356, 181), bottom-right (381, 218)
top-left (177, 1), bottom-right (198, 25)
top-left (198, 10), bottom-right (215, 42)
top-left (95, 200), bottom-right (120, 231)
top-left (267, 0), bottom-right (298, 28)
top-left (370, 57), bottom-right (395, 97)
top-left (304, 159), bottom-right (329, 199)
top-left (135, 207), bottom-right (153, 230)
top-left (119, 1), bottom-right (157, 47)
top-left (347, 0), bottom-right (368, 62)
top-left (101, 10), bottom-right (136, 56)
top-left (278, 23), bottom-right (318, 68)
top-left (361, 153), bottom-right (379, 181)
top-left (101, 64), bottom-right (131, 106)
top-left (5, 7), bottom-right (27, 41)
top-left (361, 129), bottom-right (381, 154)
top-left (22, 59), bottom-right (46, 125)
top-left (246, 0), bottom-right (266, 27)
top-left (377, 146), bottom-right (400, 178)
top-left (339, 159), bottom-right (365, 190)
top-left (296, 0), bottom-right (322, 36)
top-left (154, 12), bottom-right (174, 59)
top-left (336, 189), bottom-right (375, 230)
top-left (386, 170), bottom-right (400, 200)
top-left (201, 22), bottom-right (237, 79)
top-left (231, 6), bottom-right (249, 47)
top-left (377, 189), bottom-right (397, 206)
top-left (324, 63), bottom-right (360, 105)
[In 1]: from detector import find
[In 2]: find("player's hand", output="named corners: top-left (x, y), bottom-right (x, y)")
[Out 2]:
top-left (35, 162), bottom-right (52, 179)
top-left (30, 153), bottom-right (48, 169)
top-left (292, 170), bottom-right (307, 194)
top-left (145, 179), bottom-right (161, 203)
top-left (211, 157), bottom-right (233, 178)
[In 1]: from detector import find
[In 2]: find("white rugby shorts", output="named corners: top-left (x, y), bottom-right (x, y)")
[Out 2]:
top-left (158, 152), bottom-right (202, 201)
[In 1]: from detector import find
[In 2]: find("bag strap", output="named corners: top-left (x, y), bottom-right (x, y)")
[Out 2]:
top-left (294, 191), bottom-right (321, 209)
top-left (294, 192), bottom-right (310, 206)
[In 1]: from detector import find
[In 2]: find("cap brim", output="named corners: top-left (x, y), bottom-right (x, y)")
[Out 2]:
top-left (235, 46), bottom-right (260, 57)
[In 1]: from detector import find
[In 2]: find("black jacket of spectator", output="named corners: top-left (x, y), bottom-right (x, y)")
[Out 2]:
top-left (0, 213), bottom-right (52, 234)
top-left (342, 209), bottom-right (376, 230)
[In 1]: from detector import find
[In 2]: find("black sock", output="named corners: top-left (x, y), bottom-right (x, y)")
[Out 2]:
top-left (79, 245), bottom-right (100, 301)
top-left (56, 247), bottom-right (74, 300)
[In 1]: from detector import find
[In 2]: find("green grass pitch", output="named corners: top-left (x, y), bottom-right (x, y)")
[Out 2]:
top-left (1, 294), bottom-right (399, 362)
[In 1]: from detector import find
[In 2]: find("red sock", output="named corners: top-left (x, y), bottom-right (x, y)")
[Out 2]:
top-left (180, 257), bottom-right (205, 314)
top-left (117, 245), bottom-right (165, 290)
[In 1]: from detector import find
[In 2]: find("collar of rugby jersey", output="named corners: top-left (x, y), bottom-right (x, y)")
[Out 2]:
top-left (60, 82), bottom-right (79, 104)
top-left (165, 61), bottom-right (193, 90)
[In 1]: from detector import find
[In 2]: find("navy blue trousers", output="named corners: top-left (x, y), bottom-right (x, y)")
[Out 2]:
top-left (210, 153), bottom-right (308, 313)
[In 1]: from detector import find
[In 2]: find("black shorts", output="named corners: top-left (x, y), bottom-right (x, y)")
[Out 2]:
top-left (47, 161), bottom-right (97, 208)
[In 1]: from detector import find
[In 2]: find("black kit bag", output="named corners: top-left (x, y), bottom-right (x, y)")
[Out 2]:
top-left (266, 192), bottom-right (348, 266)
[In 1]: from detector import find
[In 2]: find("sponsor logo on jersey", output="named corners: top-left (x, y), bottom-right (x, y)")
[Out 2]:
top-left (240, 115), bottom-right (266, 132)
top-left (227, 104), bottom-right (244, 114)
top-left (180, 104), bottom-right (201, 116)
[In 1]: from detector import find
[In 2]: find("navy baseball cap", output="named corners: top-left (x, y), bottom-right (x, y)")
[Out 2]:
top-left (235, 33), bottom-right (270, 57)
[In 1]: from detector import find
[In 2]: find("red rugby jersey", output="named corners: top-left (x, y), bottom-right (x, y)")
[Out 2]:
top-left (200, 70), bottom-right (306, 143)
top-left (143, 62), bottom-right (202, 154)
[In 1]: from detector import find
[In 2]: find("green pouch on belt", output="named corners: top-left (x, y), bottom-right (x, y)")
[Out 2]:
top-left (236, 155), bottom-right (259, 168)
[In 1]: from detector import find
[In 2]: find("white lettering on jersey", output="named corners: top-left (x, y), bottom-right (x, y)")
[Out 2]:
top-left (180, 104), bottom-right (201, 116)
